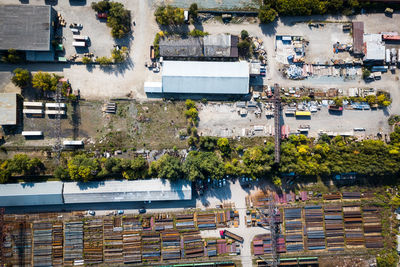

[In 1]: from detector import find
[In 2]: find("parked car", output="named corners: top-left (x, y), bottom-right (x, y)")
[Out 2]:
top-left (139, 208), bottom-right (146, 214)
top-left (117, 210), bottom-right (124, 215)
top-left (97, 12), bottom-right (108, 19)
top-left (88, 210), bottom-right (95, 216)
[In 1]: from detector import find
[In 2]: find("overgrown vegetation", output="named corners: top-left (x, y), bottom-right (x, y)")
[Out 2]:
top-left (91, 1), bottom-right (131, 38)
top-left (189, 3), bottom-right (198, 19)
top-left (11, 68), bottom-right (31, 88)
top-left (1, 49), bottom-right (22, 63)
top-left (0, 154), bottom-right (44, 183)
top-left (188, 29), bottom-right (209, 37)
top-left (155, 5), bottom-right (184, 25)
top-left (111, 46), bottom-right (128, 63)
top-left (96, 56), bottom-right (113, 66)
top-left (32, 72), bottom-right (62, 92)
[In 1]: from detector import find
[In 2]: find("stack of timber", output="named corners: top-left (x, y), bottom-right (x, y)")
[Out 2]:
top-left (342, 192), bottom-right (361, 200)
top-left (161, 231), bottom-right (181, 260)
top-left (343, 205), bottom-right (364, 247)
top-left (103, 218), bottom-right (123, 264)
top-left (304, 206), bottom-right (325, 250)
top-left (141, 232), bottom-right (161, 261)
top-left (154, 213), bottom-right (174, 231)
top-left (64, 221), bottom-right (83, 266)
top-left (197, 213), bottom-right (216, 230)
top-left (122, 217), bottom-right (141, 264)
top-left (324, 205), bottom-right (345, 250)
top-left (323, 192), bottom-right (341, 201)
top-left (182, 231), bottom-right (204, 258)
top-left (216, 211), bottom-right (227, 227)
top-left (206, 239), bottom-right (218, 257)
top-left (175, 214), bottom-right (195, 230)
top-left (32, 222), bottom-right (53, 266)
top-left (83, 219), bottom-right (103, 264)
top-left (284, 208), bottom-right (303, 252)
top-left (52, 223), bottom-right (63, 266)
top-left (363, 207), bottom-right (383, 248)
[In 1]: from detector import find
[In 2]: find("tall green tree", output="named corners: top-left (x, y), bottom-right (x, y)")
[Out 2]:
top-left (149, 154), bottom-right (183, 180)
top-left (183, 151), bottom-right (224, 181)
top-left (67, 154), bottom-right (100, 182)
top-left (32, 72), bottom-right (60, 92)
top-left (12, 68), bottom-right (31, 88)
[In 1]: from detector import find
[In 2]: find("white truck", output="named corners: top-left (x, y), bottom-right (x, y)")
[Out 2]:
top-left (73, 35), bottom-right (89, 41)
top-left (72, 41), bottom-right (86, 47)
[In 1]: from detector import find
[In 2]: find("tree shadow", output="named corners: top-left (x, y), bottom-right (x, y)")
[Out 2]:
top-left (69, 0), bottom-right (87, 6)
top-left (259, 19), bottom-right (278, 37)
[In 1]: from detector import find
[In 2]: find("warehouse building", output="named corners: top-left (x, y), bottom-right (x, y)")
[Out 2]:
top-left (0, 5), bottom-right (55, 62)
top-left (363, 34), bottom-right (385, 63)
top-left (145, 61), bottom-right (249, 95)
top-left (352, 21), bottom-right (364, 57)
top-left (0, 181), bottom-right (63, 206)
top-left (159, 34), bottom-right (238, 59)
top-left (63, 179), bottom-right (192, 204)
top-left (0, 93), bottom-right (17, 126)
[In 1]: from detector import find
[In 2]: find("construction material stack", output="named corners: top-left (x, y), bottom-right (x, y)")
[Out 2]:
top-left (175, 214), bottom-right (195, 230)
top-left (304, 206), bottom-right (325, 250)
top-left (324, 205), bottom-right (345, 251)
top-left (154, 213), bottom-right (174, 231)
top-left (103, 218), bottom-right (123, 264)
top-left (197, 213), bottom-right (216, 230)
top-left (33, 222), bottom-right (53, 266)
top-left (83, 219), bottom-right (103, 264)
top-left (343, 205), bottom-right (364, 247)
top-left (63, 221), bottom-right (83, 266)
top-left (52, 223), bottom-right (63, 266)
top-left (161, 231), bottom-right (181, 260)
top-left (122, 217), bottom-right (142, 264)
top-left (142, 232), bottom-right (161, 261)
top-left (284, 208), bottom-right (303, 252)
top-left (182, 231), bottom-right (204, 258)
top-left (363, 207), bottom-right (383, 248)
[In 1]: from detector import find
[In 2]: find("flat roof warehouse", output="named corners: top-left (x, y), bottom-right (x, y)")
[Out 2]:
top-left (0, 5), bottom-right (52, 51)
top-left (0, 179), bottom-right (192, 207)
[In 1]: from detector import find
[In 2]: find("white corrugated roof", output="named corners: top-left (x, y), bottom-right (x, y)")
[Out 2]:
top-left (0, 93), bottom-right (17, 125)
top-left (162, 61), bottom-right (249, 94)
top-left (144, 82), bottom-right (162, 93)
top-left (0, 181), bottom-right (64, 206)
top-left (63, 179), bottom-right (192, 203)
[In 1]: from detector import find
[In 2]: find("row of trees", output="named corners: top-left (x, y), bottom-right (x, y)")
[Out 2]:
top-left (91, 1), bottom-right (131, 38)
top-left (2, 124), bottom-right (400, 184)
top-left (0, 154), bottom-right (44, 183)
top-left (259, 0), bottom-right (362, 24)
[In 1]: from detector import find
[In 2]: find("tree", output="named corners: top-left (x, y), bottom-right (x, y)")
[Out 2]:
top-left (2, 49), bottom-right (21, 63)
top-left (111, 47), bottom-right (128, 63)
top-left (32, 72), bottom-right (60, 91)
top-left (96, 56), bottom-right (113, 66)
top-left (362, 68), bottom-right (371, 79)
top-left (199, 136), bottom-right (218, 151)
top-left (377, 252), bottom-right (397, 267)
top-left (54, 166), bottom-right (70, 180)
top-left (258, 5), bottom-right (278, 23)
top-left (0, 161), bottom-right (11, 184)
top-left (185, 108), bottom-right (199, 123)
top-left (149, 154), bottom-right (183, 180)
top-left (82, 56), bottom-right (91, 64)
top-left (107, 2), bottom-right (131, 38)
top-left (189, 29), bottom-right (209, 37)
top-left (238, 40), bottom-right (251, 58)
top-left (185, 99), bottom-right (196, 109)
top-left (155, 5), bottom-right (184, 25)
top-left (12, 68), bottom-right (31, 88)
top-left (124, 156), bottom-right (148, 179)
top-left (327, 0), bottom-right (344, 12)
top-left (183, 151), bottom-right (224, 181)
top-left (67, 154), bottom-right (100, 182)
top-left (7, 154), bottom-right (44, 176)
top-left (217, 137), bottom-right (231, 157)
top-left (240, 30), bottom-right (249, 40)
top-left (189, 3), bottom-right (198, 19)
top-left (91, 1), bottom-right (111, 12)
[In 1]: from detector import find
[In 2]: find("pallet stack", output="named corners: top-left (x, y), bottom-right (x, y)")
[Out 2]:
top-left (197, 213), bottom-right (216, 230)
top-left (363, 207), bottom-right (383, 248)
top-left (161, 231), bottom-right (181, 260)
top-left (154, 213), bottom-right (174, 231)
top-left (52, 223), bottom-right (63, 266)
top-left (83, 219), bottom-right (103, 264)
top-left (64, 221), bottom-right (83, 266)
top-left (175, 214), bottom-right (195, 230)
top-left (103, 218), bottom-right (123, 264)
top-left (32, 222), bottom-right (53, 266)
top-left (141, 232), bottom-right (161, 261)
top-left (284, 208), bottom-right (303, 252)
top-left (182, 231), bottom-right (204, 258)
top-left (122, 217), bottom-right (142, 264)
top-left (304, 206), bottom-right (325, 250)
top-left (324, 205), bottom-right (345, 251)
top-left (343, 205), bottom-right (364, 247)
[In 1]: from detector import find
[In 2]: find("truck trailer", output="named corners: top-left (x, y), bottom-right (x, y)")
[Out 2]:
top-left (72, 41), bottom-right (86, 47)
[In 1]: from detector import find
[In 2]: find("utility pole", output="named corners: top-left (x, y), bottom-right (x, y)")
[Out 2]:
top-left (53, 81), bottom-right (63, 162)
top-left (273, 84), bottom-right (281, 163)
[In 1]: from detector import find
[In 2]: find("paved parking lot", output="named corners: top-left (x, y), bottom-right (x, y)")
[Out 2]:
top-left (57, 5), bottom-right (116, 59)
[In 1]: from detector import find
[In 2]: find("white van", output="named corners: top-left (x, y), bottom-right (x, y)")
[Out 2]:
top-left (72, 41), bottom-right (86, 47)
top-left (73, 35), bottom-right (89, 41)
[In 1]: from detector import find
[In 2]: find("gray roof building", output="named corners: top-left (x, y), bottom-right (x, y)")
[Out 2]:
top-left (159, 36), bottom-right (203, 58)
top-left (352, 21), bottom-right (364, 56)
top-left (0, 5), bottom-right (53, 51)
top-left (363, 34), bottom-right (385, 62)
top-left (159, 34), bottom-right (238, 59)
top-left (0, 93), bottom-right (17, 125)
top-left (63, 179), bottom-right (192, 204)
top-left (0, 181), bottom-right (63, 206)
top-left (160, 61), bottom-right (249, 94)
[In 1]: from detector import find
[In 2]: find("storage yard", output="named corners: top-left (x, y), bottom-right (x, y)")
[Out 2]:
top-left (1, 209), bottom-right (241, 266)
